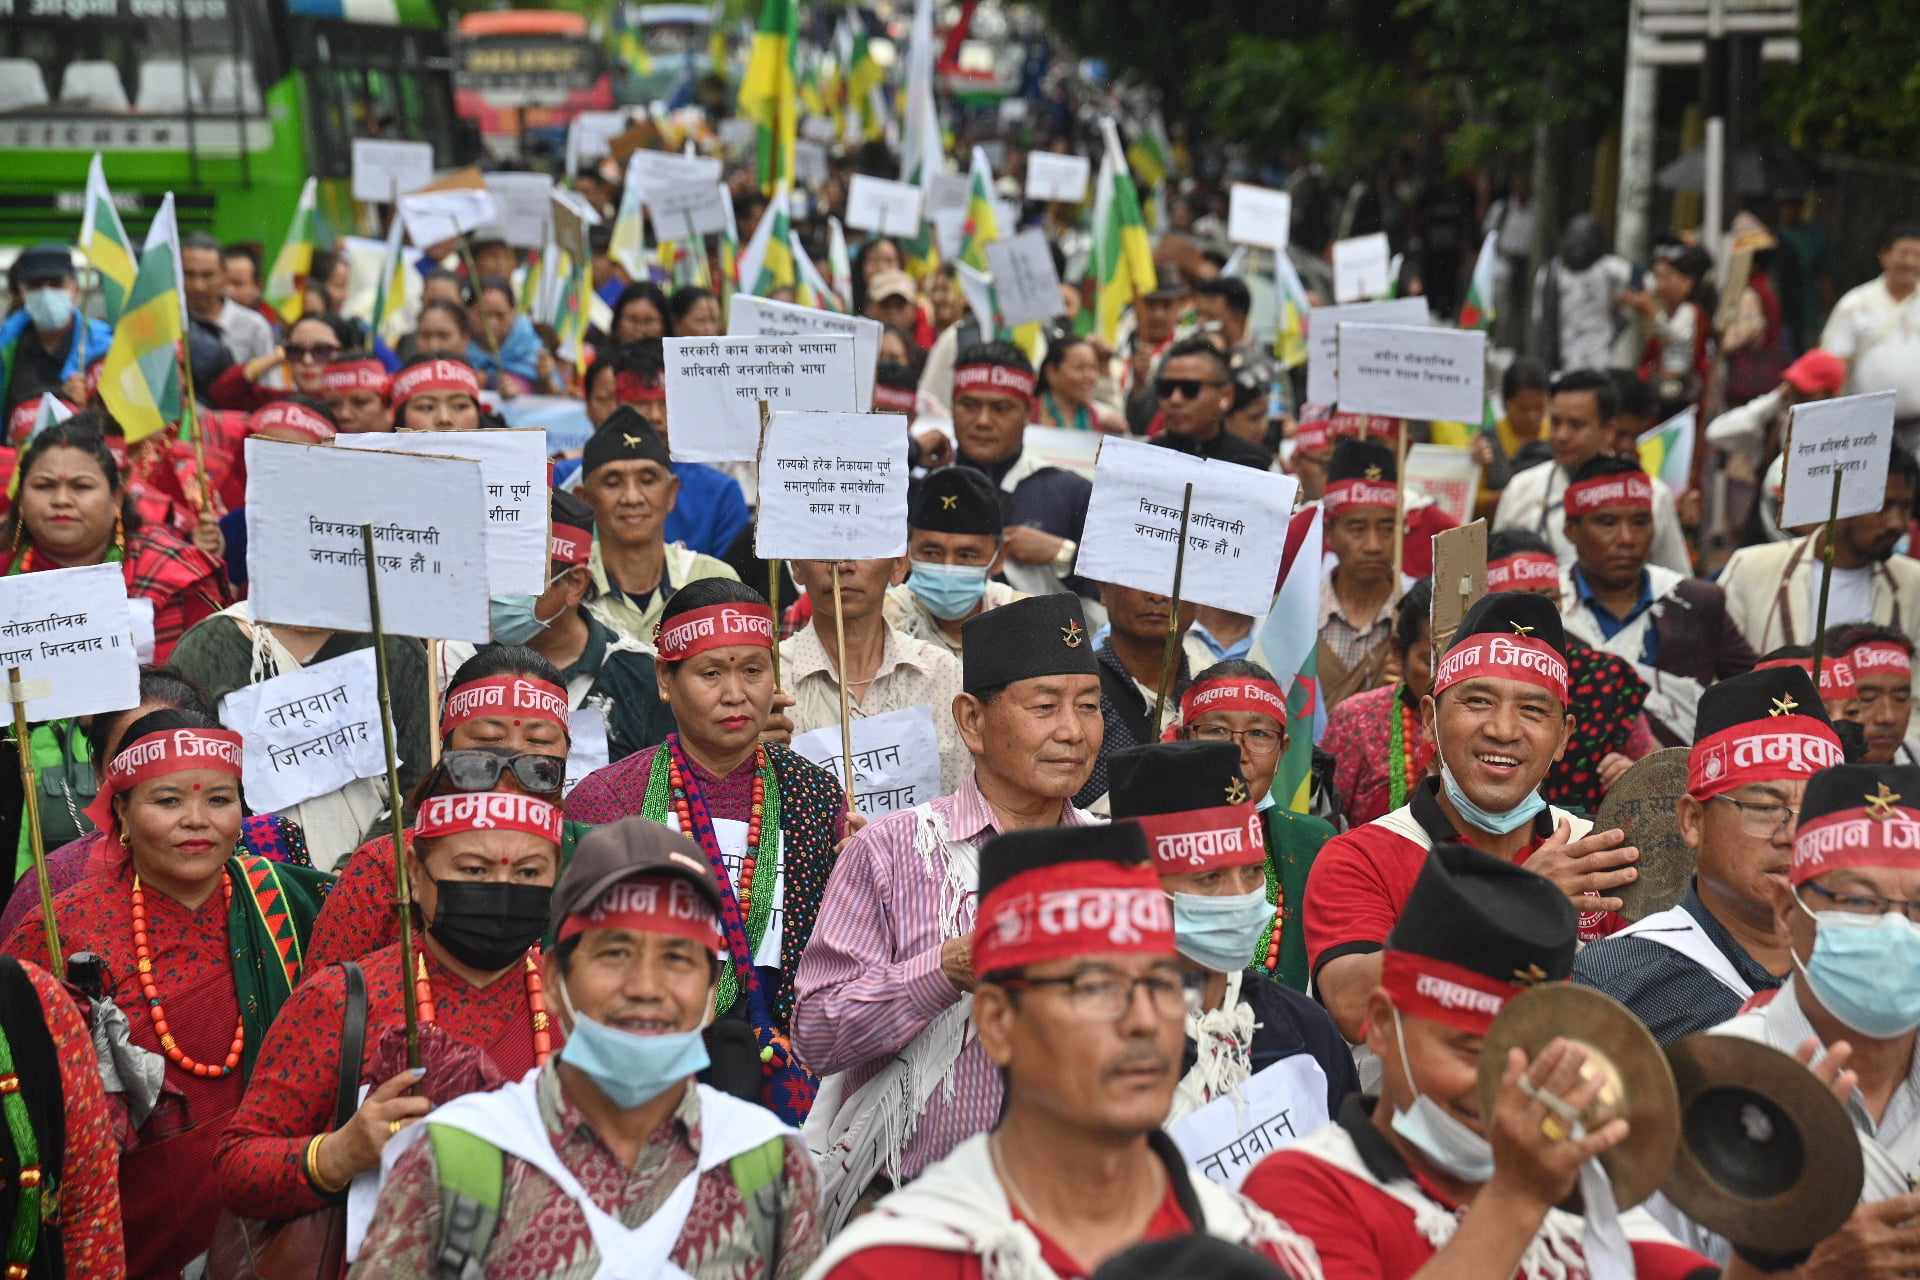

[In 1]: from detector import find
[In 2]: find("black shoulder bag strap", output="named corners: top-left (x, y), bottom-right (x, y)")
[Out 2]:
top-left (334, 961), bottom-right (369, 1131)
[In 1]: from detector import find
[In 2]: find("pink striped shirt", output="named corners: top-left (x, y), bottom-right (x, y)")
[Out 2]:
top-left (792, 776), bottom-right (1097, 1182)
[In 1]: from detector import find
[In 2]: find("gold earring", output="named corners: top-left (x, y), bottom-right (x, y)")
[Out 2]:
top-left (117, 827), bottom-right (130, 849)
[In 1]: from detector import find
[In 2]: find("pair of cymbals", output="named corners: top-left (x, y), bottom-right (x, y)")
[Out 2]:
top-left (1593, 747), bottom-right (1694, 921)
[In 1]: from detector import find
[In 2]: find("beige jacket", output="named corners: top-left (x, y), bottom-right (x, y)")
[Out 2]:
top-left (585, 538), bottom-right (739, 650)
top-left (1718, 534), bottom-right (1920, 655)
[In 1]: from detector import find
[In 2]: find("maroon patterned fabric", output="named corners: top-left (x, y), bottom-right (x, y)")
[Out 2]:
top-left (1542, 640), bottom-right (1651, 815)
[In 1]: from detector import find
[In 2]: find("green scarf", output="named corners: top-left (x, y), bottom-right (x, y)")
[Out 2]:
top-left (225, 854), bottom-right (333, 1081)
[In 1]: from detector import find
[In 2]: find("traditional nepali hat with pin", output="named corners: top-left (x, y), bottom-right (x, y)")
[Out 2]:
top-left (911, 465), bottom-right (1002, 538)
top-left (1687, 665), bottom-right (1844, 802)
top-left (961, 592), bottom-right (1098, 694)
top-left (1321, 437), bottom-right (1398, 520)
top-left (972, 821), bottom-right (1172, 978)
top-left (1382, 842), bottom-right (1578, 1036)
top-left (1789, 762), bottom-right (1920, 886)
top-left (583, 407), bottom-right (671, 476)
top-left (1755, 645), bottom-right (1859, 704)
top-left (1431, 591), bottom-right (1569, 706)
top-left (1108, 741), bottom-right (1265, 876)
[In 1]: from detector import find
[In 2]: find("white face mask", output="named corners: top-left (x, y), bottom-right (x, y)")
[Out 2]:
top-left (1386, 1005), bottom-right (1494, 1183)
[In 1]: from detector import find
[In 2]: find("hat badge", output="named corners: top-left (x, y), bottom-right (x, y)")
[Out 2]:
top-left (1364, 465), bottom-right (1383, 481)
top-left (1510, 622), bottom-right (1535, 637)
top-left (1865, 782), bottom-right (1903, 821)
top-left (940, 493), bottom-right (958, 509)
top-left (1225, 777), bottom-right (1249, 805)
top-left (1770, 693), bottom-right (1799, 717)
top-left (1060, 618), bottom-right (1085, 648)
top-left (623, 433), bottom-right (644, 448)
top-left (1512, 963), bottom-right (1549, 986)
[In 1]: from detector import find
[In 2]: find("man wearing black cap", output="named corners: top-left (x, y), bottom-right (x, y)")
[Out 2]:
top-left (794, 594), bottom-right (1106, 1232)
top-left (809, 821), bottom-right (1326, 1279)
top-left (3, 242), bottom-right (111, 417)
top-left (1574, 667), bottom-right (1844, 1044)
top-left (1245, 844), bottom-right (1721, 1278)
top-left (354, 818), bottom-right (824, 1277)
top-left (579, 409), bottom-right (739, 647)
top-left (1317, 438), bottom-right (1410, 711)
top-left (1307, 593), bottom-right (1642, 1045)
top-left (886, 465), bottom-right (1028, 656)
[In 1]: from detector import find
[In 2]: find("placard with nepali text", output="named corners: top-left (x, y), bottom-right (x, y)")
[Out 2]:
top-left (664, 334), bottom-right (858, 463)
top-left (1305, 296), bottom-right (1430, 407)
top-left (730, 295), bottom-right (883, 412)
top-left (218, 649), bottom-right (386, 814)
top-left (1227, 183), bottom-right (1292, 252)
top-left (1332, 231), bottom-right (1392, 303)
top-left (0, 563), bottom-right (138, 722)
top-left (646, 180), bottom-right (729, 242)
top-left (1781, 389), bottom-right (1897, 530)
top-left (1335, 323), bottom-right (1486, 424)
top-left (791, 706), bottom-right (942, 818)
top-left (1168, 1055), bottom-right (1329, 1190)
top-left (754, 412), bottom-right (909, 559)
top-left (1025, 152), bottom-right (1090, 203)
top-left (985, 229), bottom-right (1065, 329)
top-left (846, 174), bottom-right (925, 238)
top-left (351, 139), bottom-right (432, 204)
top-left (245, 440), bottom-right (490, 642)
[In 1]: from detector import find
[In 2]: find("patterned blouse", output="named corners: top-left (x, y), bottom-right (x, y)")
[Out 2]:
top-left (19, 959), bottom-right (123, 1277)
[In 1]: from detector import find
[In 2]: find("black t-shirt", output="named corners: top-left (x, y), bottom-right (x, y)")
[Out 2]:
top-left (1153, 425), bottom-right (1273, 471)
top-left (3, 327), bottom-right (72, 416)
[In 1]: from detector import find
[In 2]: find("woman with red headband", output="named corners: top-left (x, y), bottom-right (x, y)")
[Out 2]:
top-left (2, 708), bottom-right (332, 1277)
top-left (390, 357), bottom-right (484, 432)
top-left (216, 789), bottom-right (567, 1273)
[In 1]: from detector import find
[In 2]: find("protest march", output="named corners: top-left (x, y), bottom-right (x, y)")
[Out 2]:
top-left (4, 0), bottom-right (1920, 1275)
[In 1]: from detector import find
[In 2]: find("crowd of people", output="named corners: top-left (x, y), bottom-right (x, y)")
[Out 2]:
top-left (1, 58), bottom-right (1920, 1280)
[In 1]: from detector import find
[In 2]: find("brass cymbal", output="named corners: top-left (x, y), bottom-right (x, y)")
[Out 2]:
top-left (1594, 747), bottom-right (1695, 922)
top-left (1476, 983), bottom-right (1680, 1211)
top-left (1661, 1032), bottom-right (1864, 1255)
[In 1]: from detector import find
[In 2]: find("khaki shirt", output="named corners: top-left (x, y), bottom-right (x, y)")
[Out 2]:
top-left (779, 622), bottom-right (971, 794)
top-left (881, 580), bottom-right (1027, 657)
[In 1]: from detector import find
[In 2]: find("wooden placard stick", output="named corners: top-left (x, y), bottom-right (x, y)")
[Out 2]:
top-left (1151, 482), bottom-right (1196, 732)
top-left (360, 524), bottom-right (421, 1068)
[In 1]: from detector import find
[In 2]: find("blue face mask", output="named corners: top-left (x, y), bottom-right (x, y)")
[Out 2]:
top-left (25, 287), bottom-right (73, 334)
top-left (556, 981), bottom-right (711, 1109)
top-left (1387, 1005), bottom-right (1495, 1182)
top-left (489, 594), bottom-right (558, 645)
top-left (1794, 894), bottom-right (1920, 1038)
top-left (1439, 758), bottom-right (1546, 836)
top-left (907, 560), bottom-right (991, 621)
top-left (1171, 888), bottom-right (1272, 973)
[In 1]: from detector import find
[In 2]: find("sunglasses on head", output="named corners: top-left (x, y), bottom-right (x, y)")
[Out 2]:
top-left (288, 343), bottom-right (341, 364)
top-left (1155, 378), bottom-right (1221, 401)
top-left (439, 748), bottom-right (567, 795)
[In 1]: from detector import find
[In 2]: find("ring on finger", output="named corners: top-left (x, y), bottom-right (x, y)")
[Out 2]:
top-left (388, 1119), bottom-right (403, 1136)
top-left (1540, 1114), bottom-right (1568, 1142)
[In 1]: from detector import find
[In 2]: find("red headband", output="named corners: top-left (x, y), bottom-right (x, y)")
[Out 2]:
top-left (557, 874), bottom-right (725, 951)
top-left (1179, 678), bottom-right (1288, 728)
top-left (1846, 641), bottom-right (1913, 684)
top-left (973, 860), bottom-right (1175, 976)
top-left (1792, 805), bottom-right (1920, 885)
top-left (614, 371), bottom-right (666, 404)
top-left (1486, 553), bottom-right (1561, 594)
top-left (1755, 656), bottom-right (1858, 700)
top-left (1432, 631), bottom-right (1568, 705)
top-left (550, 523), bottom-right (592, 567)
top-left (1329, 411), bottom-right (1399, 443)
top-left (1565, 471), bottom-right (1654, 517)
top-left (1321, 477), bottom-right (1399, 518)
top-left (873, 384), bottom-right (917, 414)
top-left (440, 675), bottom-right (571, 738)
top-left (321, 360), bottom-right (391, 397)
top-left (390, 359), bottom-right (481, 406)
top-left (83, 728), bottom-right (244, 845)
top-left (1137, 803), bottom-right (1265, 875)
top-left (1292, 418), bottom-right (1332, 456)
top-left (1382, 950), bottom-right (1518, 1036)
top-left (1687, 714), bottom-right (1845, 801)
top-left (654, 603), bottom-right (775, 662)
top-left (415, 791), bottom-right (564, 844)
top-left (250, 401), bottom-right (336, 443)
top-left (953, 362), bottom-right (1038, 401)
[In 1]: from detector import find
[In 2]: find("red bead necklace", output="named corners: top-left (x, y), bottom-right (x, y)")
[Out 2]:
top-left (131, 872), bottom-right (247, 1079)
top-left (1262, 886), bottom-right (1286, 973)
top-left (669, 743), bottom-right (767, 910)
top-left (412, 950), bottom-right (553, 1066)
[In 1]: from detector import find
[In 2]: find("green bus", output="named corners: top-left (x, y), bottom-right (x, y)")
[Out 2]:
top-left (0, 0), bottom-right (476, 251)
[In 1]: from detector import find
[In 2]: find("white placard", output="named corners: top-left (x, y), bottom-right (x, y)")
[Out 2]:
top-left (218, 649), bottom-right (387, 813)
top-left (398, 188), bottom-right (500, 247)
top-left (1168, 1055), bottom-right (1329, 1190)
top-left (1406, 444), bottom-right (1482, 528)
top-left (664, 334), bottom-right (858, 463)
top-left (1076, 437), bottom-right (1298, 615)
top-left (334, 430), bottom-right (549, 597)
top-left (646, 180), bottom-right (728, 242)
top-left (1023, 424), bottom-right (1101, 479)
top-left (801, 114), bottom-right (839, 144)
top-left (128, 596), bottom-right (154, 665)
top-left (1228, 182), bottom-right (1292, 251)
top-left (926, 172), bottom-right (970, 215)
top-left (563, 706), bottom-right (609, 798)
top-left (0, 563), bottom-right (137, 722)
top-left (1335, 323), bottom-right (1486, 423)
top-left (623, 148), bottom-right (723, 199)
top-left (1333, 232), bottom-right (1392, 303)
top-left (718, 118), bottom-right (757, 153)
top-left (729, 295), bottom-right (884, 412)
top-left (1781, 389), bottom-right (1898, 529)
top-left (931, 208), bottom-right (966, 261)
top-left (483, 173), bottom-right (555, 249)
top-left (549, 188), bottom-right (599, 262)
top-left (1025, 152), bottom-right (1090, 203)
top-left (791, 705), bottom-right (942, 817)
top-left (245, 440), bottom-right (490, 641)
top-left (846, 174), bottom-right (925, 238)
top-left (566, 111), bottom-right (629, 166)
top-left (1305, 297), bottom-right (1430, 407)
top-left (794, 140), bottom-right (829, 185)
top-left (351, 139), bottom-right (433, 204)
top-left (984, 229), bottom-right (1064, 329)
top-left (754, 412), bottom-right (909, 559)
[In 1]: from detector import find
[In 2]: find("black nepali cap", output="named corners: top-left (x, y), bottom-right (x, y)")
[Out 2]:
top-left (1695, 665), bottom-right (1832, 741)
top-left (1387, 842), bottom-right (1578, 985)
top-left (1798, 761), bottom-right (1920, 829)
top-left (1327, 437), bottom-right (1397, 485)
top-left (1107, 741), bottom-right (1250, 819)
top-left (962, 593), bottom-right (1097, 694)
top-left (582, 407), bottom-right (671, 475)
top-left (910, 465), bottom-right (1002, 538)
top-left (975, 821), bottom-right (1154, 904)
top-left (1444, 590), bottom-right (1566, 661)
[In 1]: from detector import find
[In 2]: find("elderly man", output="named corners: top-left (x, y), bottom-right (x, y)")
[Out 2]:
top-left (793, 594), bottom-right (1104, 1232)
top-left (352, 818), bottom-right (822, 1278)
top-left (808, 822), bottom-right (1326, 1280)
top-left (885, 466), bottom-right (1027, 657)
top-left (1822, 222), bottom-right (1920, 437)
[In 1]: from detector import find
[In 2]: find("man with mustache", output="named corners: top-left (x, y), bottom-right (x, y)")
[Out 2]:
top-left (1573, 666), bottom-right (1844, 1044)
top-left (809, 822), bottom-right (1326, 1279)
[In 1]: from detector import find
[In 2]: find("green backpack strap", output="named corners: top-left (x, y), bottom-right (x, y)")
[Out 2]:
top-left (427, 1123), bottom-right (505, 1280)
top-left (729, 1136), bottom-right (789, 1270)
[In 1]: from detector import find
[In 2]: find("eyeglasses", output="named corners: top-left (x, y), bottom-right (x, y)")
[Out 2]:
top-left (439, 748), bottom-right (567, 796)
top-left (998, 967), bottom-right (1194, 1021)
top-left (1799, 879), bottom-right (1920, 926)
top-left (1155, 378), bottom-right (1223, 401)
top-left (1189, 723), bottom-right (1285, 755)
top-left (1710, 795), bottom-right (1800, 837)
top-left (287, 343), bottom-right (341, 364)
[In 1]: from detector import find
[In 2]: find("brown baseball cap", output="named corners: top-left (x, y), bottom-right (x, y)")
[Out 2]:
top-left (548, 817), bottom-right (725, 942)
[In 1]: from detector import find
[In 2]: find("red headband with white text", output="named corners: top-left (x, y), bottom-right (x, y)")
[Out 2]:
top-left (973, 860), bottom-right (1175, 976)
top-left (1136, 803), bottom-right (1266, 875)
top-left (1564, 471), bottom-right (1654, 518)
top-left (550, 524), bottom-right (592, 568)
top-left (321, 359), bottom-right (391, 397)
top-left (1432, 631), bottom-right (1569, 705)
top-left (1687, 715), bottom-right (1845, 801)
top-left (415, 791), bottom-right (564, 844)
top-left (953, 362), bottom-right (1038, 402)
top-left (614, 371), bottom-right (666, 404)
top-left (1792, 803), bottom-right (1920, 885)
top-left (653, 603), bottom-right (776, 662)
top-left (1846, 641), bottom-right (1914, 684)
top-left (83, 728), bottom-right (244, 844)
top-left (1179, 678), bottom-right (1288, 728)
top-left (1755, 656), bottom-right (1858, 700)
top-left (250, 401), bottom-right (336, 444)
top-left (390, 359), bottom-right (481, 406)
top-left (1486, 553), bottom-right (1562, 594)
top-left (440, 675), bottom-right (570, 738)
top-left (558, 874), bottom-right (725, 951)
top-left (1382, 950), bottom-right (1519, 1036)
top-left (1321, 477), bottom-right (1399, 518)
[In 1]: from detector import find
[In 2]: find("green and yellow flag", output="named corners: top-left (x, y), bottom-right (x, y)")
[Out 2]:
top-left (738, 0), bottom-right (798, 194)
top-left (100, 192), bottom-right (184, 445)
top-left (78, 154), bottom-right (136, 325)
top-left (1092, 119), bottom-right (1157, 347)
top-left (737, 185), bottom-right (794, 296)
top-left (264, 177), bottom-right (317, 325)
top-left (368, 208), bottom-right (409, 345)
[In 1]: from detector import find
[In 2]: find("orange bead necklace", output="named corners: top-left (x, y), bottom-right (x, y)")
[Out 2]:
top-left (131, 871), bottom-right (247, 1079)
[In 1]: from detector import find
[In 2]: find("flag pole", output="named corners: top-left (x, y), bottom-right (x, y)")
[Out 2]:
top-left (7, 669), bottom-right (64, 979)
top-left (1152, 482), bottom-right (1195, 732)
top-left (760, 399), bottom-right (782, 689)
top-left (361, 524), bottom-right (421, 1068)
top-left (1391, 417), bottom-right (1409, 588)
top-left (1809, 469), bottom-right (1846, 687)
top-left (830, 566), bottom-right (856, 800)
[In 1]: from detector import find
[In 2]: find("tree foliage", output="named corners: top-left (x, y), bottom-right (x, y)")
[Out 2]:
top-left (1764, 0), bottom-right (1920, 162)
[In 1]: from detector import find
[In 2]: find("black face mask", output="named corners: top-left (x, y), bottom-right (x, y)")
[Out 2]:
top-left (426, 880), bottom-right (551, 972)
